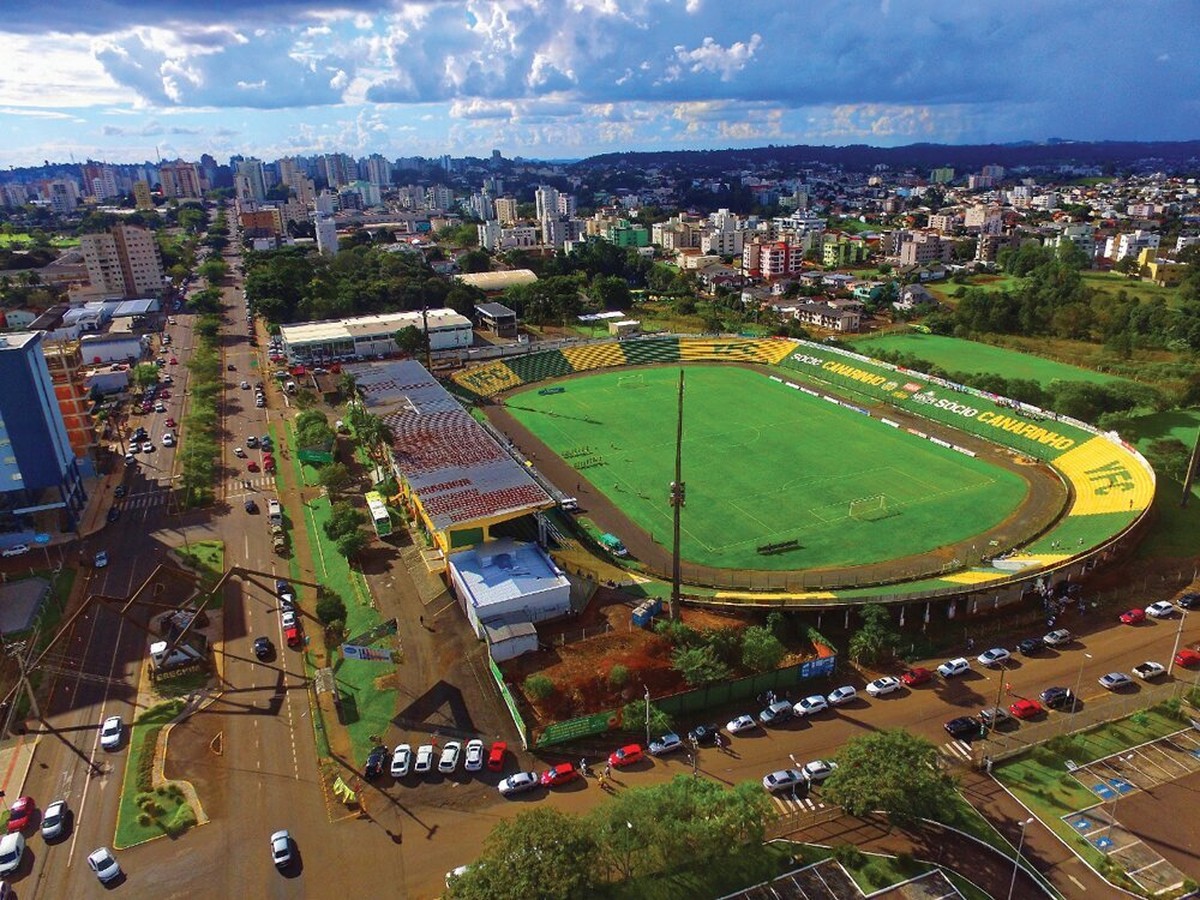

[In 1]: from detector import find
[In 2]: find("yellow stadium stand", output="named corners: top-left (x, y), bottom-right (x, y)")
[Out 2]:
top-left (562, 342), bottom-right (628, 373)
top-left (1054, 437), bottom-right (1155, 516)
top-left (679, 337), bottom-right (796, 365)
top-left (452, 361), bottom-right (523, 398)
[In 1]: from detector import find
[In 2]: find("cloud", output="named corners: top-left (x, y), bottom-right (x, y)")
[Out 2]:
top-left (672, 34), bottom-right (762, 82)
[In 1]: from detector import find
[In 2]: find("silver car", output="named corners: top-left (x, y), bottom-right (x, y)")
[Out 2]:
top-left (41, 799), bottom-right (68, 841)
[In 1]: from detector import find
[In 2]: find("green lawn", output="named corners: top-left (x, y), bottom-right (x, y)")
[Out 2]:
top-left (848, 332), bottom-right (1128, 387)
top-left (507, 365), bottom-right (1027, 570)
top-left (114, 699), bottom-right (197, 848)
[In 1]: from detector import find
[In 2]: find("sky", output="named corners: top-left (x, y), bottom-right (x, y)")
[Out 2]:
top-left (2, 0), bottom-right (1199, 168)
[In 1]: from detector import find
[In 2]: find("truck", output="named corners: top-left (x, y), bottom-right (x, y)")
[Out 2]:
top-left (1132, 661), bottom-right (1166, 680)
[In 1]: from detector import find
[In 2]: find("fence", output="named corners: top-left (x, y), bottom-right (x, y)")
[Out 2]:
top-left (974, 679), bottom-right (1199, 767)
top-left (548, 622), bottom-right (613, 648)
top-left (487, 654), bottom-right (530, 750)
top-left (764, 802), bottom-right (844, 838)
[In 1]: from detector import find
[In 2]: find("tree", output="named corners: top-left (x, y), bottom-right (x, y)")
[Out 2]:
top-left (324, 501), bottom-right (366, 541)
top-left (393, 324), bottom-right (425, 356)
top-left (848, 603), bottom-right (901, 665)
top-left (335, 529), bottom-right (370, 559)
top-left (315, 590), bottom-right (347, 626)
top-left (671, 644), bottom-right (730, 687)
top-left (822, 729), bottom-right (959, 827)
top-left (317, 462), bottom-right (352, 494)
top-left (741, 625), bottom-right (786, 672)
top-left (447, 808), bottom-right (596, 900)
top-left (132, 364), bottom-right (161, 390)
top-left (621, 698), bottom-right (672, 734)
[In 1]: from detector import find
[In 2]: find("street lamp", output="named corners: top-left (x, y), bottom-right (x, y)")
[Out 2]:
top-left (1168, 609), bottom-right (1188, 677)
top-left (1070, 652), bottom-right (1093, 717)
top-left (643, 684), bottom-right (651, 747)
top-left (1105, 753), bottom-right (1136, 846)
top-left (1006, 817), bottom-right (1035, 900)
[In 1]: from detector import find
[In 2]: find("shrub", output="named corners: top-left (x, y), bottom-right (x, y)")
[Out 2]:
top-left (832, 844), bottom-right (866, 868)
top-left (316, 591), bottom-right (348, 626)
top-left (524, 674), bottom-right (555, 701)
top-left (163, 803), bottom-right (198, 837)
top-left (137, 726), bottom-right (164, 792)
top-left (138, 813), bottom-right (153, 827)
top-left (608, 665), bottom-right (630, 689)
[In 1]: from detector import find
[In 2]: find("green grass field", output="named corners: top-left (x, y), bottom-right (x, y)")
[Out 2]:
top-left (507, 365), bottom-right (1028, 571)
top-left (849, 332), bottom-right (1127, 387)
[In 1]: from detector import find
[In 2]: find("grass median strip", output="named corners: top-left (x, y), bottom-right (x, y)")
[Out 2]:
top-left (114, 699), bottom-right (196, 849)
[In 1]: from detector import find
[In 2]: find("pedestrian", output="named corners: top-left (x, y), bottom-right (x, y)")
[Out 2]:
top-left (604, 763), bottom-right (611, 778)
top-left (580, 758), bottom-right (588, 775)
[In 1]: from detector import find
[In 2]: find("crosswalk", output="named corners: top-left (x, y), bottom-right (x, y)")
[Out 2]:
top-left (772, 794), bottom-right (829, 815)
top-left (118, 490), bottom-right (171, 510)
top-left (227, 475), bottom-right (278, 491)
top-left (939, 739), bottom-right (975, 763)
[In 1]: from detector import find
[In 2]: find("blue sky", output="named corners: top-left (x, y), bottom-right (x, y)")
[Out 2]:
top-left (3, 0), bottom-right (1198, 167)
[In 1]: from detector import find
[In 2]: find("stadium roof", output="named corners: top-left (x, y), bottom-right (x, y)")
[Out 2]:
top-left (455, 269), bottom-right (538, 291)
top-left (352, 359), bottom-right (553, 530)
top-left (279, 309), bottom-right (471, 346)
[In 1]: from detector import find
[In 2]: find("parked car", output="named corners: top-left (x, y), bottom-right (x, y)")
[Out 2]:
top-left (1178, 593), bottom-right (1200, 610)
top-left (1042, 628), bottom-right (1073, 646)
top-left (390, 744), bottom-right (412, 778)
top-left (761, 769), bottom-right (805, 794)
top-left (1146, 601), bottom-right (1176, 618)
top-left (0, 833), bottom-right (23, 877)
top-left (1009, 698), bottom-right (1044, 719)
top-left (944, 716), bottom-right (981, 740)
top-left (1017, 637), bottom-right (1044, 656)
top-left (1040, 686), bottom-right (1075, 710)
top-left (648, 733), bottom-right (684, 756)
top-left (726, 714), bottom-right (757, 734)
top-left (498, 772), bottom-right (539, 797)
top-left (41, 799), bottom-right (68, 841)
top-left (114, 485), bottom-right (127, 499)
top-left (99, 715), bottom-right (123, 751)
top-left (1175, 648), bottom-right (1200, 668)
top-left (937, 658), bottom-right (971, 678)
top-left (826, 686), bottom-right (858, 706)
top-left (1099, 672), bottom-right (1132, 690)
top-left (865, 676), bottom-right (902, 697)
top-left (540, 762), bottom-right (579, 787)
top-left (414, 744), bottom-right (435, 774)
top-left (1, 545), bottom-right (29, 558)
top-left (4, 798), bottom-right (34, 836)
top-left (464, 739), bottom-right (485, 772)
top-left (687, 724), bottom-right (722, 746)
top-left (487, 741), bottom-right (507, 772)
top-left (270, 830), bottom-right (293, 869)
top-left (979, 706), bottom-right (1012, 728)
top-left (1132, 661), bottom-right (1166, 680)
top-left (976, 647), bottom-right (1011, 667)
top-left (88, 846), bottom-right (122, 883)
top-left (608, 744), bottom-right (644, 768)
top-left (758, 700), bottom-right (794, 724)
top-left (438, 741), bottom-right (462, 773)
top-left (901, 667), bottom-right (933, 686)
top-left (794, 695), bottom-right (829, 716)
top-left (801, 759), bottom-right (838, 783)
top-left (1119, 608), bottom-right (1146, 625)
top-left (364, 745), bottom-right (388, 779)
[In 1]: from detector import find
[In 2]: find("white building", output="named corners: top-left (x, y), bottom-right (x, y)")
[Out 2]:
top-left (314, 217), bottom-right (339, 256)
top-left (278, 308), bottom-right (473, 363)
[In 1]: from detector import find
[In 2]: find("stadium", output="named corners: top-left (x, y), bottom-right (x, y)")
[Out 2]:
top-left (450, 336), bottom-right (1156, 609)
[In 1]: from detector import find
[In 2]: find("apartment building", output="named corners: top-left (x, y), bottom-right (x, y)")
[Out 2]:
top-left (42, 341), bottom-right (99, 461)
top-left (158, 161), bottom-right (204, 199)
top-left (80, 224), bottom-right (165, 298)
top-left (1105, 230), bottom-right (1160, 261)
top-left (742, 238), bottom-right (804, 279)
top-left (964, 205), bottom-right (1003, 235)
top-left (897, 231), bottom-right (953, 267)
top-left (494, 198), bottom-right (520, 225)
top-left (822, 233), bottom-right (870, 268)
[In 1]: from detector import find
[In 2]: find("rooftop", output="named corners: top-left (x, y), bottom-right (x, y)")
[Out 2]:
top-left (279, 308), bottom-right (471, 345)
top-left (455, 269), bottom-right (538, 291)
top-left (451, 539), bottom-right (569, 612)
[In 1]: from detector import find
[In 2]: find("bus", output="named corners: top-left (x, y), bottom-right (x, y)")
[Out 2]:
top-left (365, 491), bottom-right (392, 537)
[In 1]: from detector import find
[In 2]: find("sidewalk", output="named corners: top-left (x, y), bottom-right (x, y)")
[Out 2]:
top-left (0, 732), bottom-right (37, 801)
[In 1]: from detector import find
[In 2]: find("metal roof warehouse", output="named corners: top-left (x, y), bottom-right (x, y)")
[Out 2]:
top-left (278, 308), bottom-right (472, 362)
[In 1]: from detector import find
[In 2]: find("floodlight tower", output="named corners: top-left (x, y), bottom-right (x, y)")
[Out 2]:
top-left (668, 369), bottom-right (685, 621)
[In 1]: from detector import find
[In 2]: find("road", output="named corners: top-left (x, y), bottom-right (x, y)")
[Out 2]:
top-left (10, 205), bottom-right (1200, 897)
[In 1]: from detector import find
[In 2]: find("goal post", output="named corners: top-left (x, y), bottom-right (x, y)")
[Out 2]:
top-left (849, 494), bottom-right (890, 521)
top-left (618, 373), bottom-right (647, 389)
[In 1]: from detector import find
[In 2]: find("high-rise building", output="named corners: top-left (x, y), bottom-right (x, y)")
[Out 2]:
top-left (80, 224), bottom-right (165, 297)
top-left (42, 341), bottom-right (98, 462)
top-left (315, 217), bottom-right (339, 256)
top-left (365, 154), bottom-right (392, 187)
top-left (132, 180), bottom-right (154, 210)
top-left (235, 158), bottom-right (267, 202)
top-left (159, 160), bottom-right (203, 199)
top-left (495, 198), bottom-right (519, 225)
top-left (0, 332), bottom-right (86, 536)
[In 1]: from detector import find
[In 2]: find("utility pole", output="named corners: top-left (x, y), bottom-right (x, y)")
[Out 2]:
top-left (644, 683), bottom-right (651, 747)
top-left (421, 303), bottom-right (432, 371)
top-left (668, 369), bottom-right (685, 621)
top-left (1181, 425), bottom-right (1200, 507)
top-left (2, 637), bottom-right (40, 721)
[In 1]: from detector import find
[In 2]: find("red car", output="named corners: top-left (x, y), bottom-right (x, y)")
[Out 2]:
top-left (1009, 698), bottom-right (1044, 720)
top-left (165, 417), bottom-right (177, 428)
top-left (6, 796), bottom-right (34, 832)
top-left (1119, 608), bottom-right (1146, 625)
top-left (608, 744), bottom-right (644, 768)
top-left (285, 626), bottom-right (301, 648)
top-left (247, 461), bottom-right (260, 472)
top-left (169, 357), bottom-right (178, 365)
top-left (487, 741), bottom-right (507, 772)
top-left (539, 762), bottom-right (579, 787)
top-left (1174, 648), bottom-right (1200, 668)
top-left (901, 667), bottom-right (933, 686)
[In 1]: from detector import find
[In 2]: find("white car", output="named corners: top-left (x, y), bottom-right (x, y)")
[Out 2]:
top-left (1146, 600), bottom-right (1175, 618)
top-left (94, 551), bottom-right (109, 569)
top-left (240, 380), bottom-right (250, 389)
top-left (141, 441), bottom-right (154, 453)
top-left (154, 402), bottom-right (166, 413)
top-left (1, 544), bottom-right (29, 558)
top-left (414, 744), bottom-right (435, 774)
top-left (938, 657), bottom-right (971, 678)
top-left (390, 744), bottom-right (411, 777)
top-left (41, 799), bottom-right (68, 841)
top-left (270, 830), bottom-right (293, 868)
top-left (793, 694), bottom-right (829, 716)
top-left (801, 759), bottom-right (839, 784)
top-left (464, 739), bottom-right (485, 772)
top-left (826, 686), bottom-right (858, 706)
top-left (281, 609), bottom-right (296, 629)
top-left (976, 647), bottom-right (1011, 667)
top-left (87, 846), bottom-right (121, 883)
top-left (162, 433), bottom-right (175, 447)
top-left (1042, 628), bottom-right (1073, 646)
top-left (648, 732), bottom-right (684, 755)
top-left (100, 715), bottom-right (123, 750)
top-left (1099, 671), bottom-right (1132, 690)
top-left (762, 769), bottom-right (805, 794)
top-left (438, 741), bottom-right (461, 773)
top-left (865, 676), bottom-right (902, 697)
top-left (498, 771), bottom-right (539, 796)
top-left (0, 833), bottom-right (24, 876)
top-left (726, 714), bottom-right (757, 734)
top-left (234, 447), bottom-right (246, 458)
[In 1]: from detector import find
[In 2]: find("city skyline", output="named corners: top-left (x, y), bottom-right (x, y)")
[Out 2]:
top-left (3, 0), bottom-right (1199, 168)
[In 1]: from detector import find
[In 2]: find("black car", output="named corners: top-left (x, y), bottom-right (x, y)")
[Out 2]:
top-left (253, 636), bottom-right (274, 661)
top-left (106, 507), bottom-right (120, 523)
top-left (364, 745), bottom-right (388, 779)
top-left (114, 485), bottom-right (127, 499)
top-left (944, 716), bottom-right (981, 740)
top-left (1017, 637), bottom-right (1044, 656)
top-left (687, 724), bottom-right (722, 746)
top-left (244, 499), bottom-right (258, 513)
top-left (1179, 593), bottom-right (1200, 610)
top-left (1040, 686), bottom-right (1075, 710)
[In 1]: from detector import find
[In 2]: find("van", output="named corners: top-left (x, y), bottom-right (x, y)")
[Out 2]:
top-left (267, 498), bottom-right (282, 524)
top-left (598, 533), bottom-right (628, 557)
top-left (560, 497), bottom-right (579, 512)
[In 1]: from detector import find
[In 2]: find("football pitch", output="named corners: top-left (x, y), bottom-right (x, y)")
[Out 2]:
top-left (506, 365), bottom-right (1029, 571)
